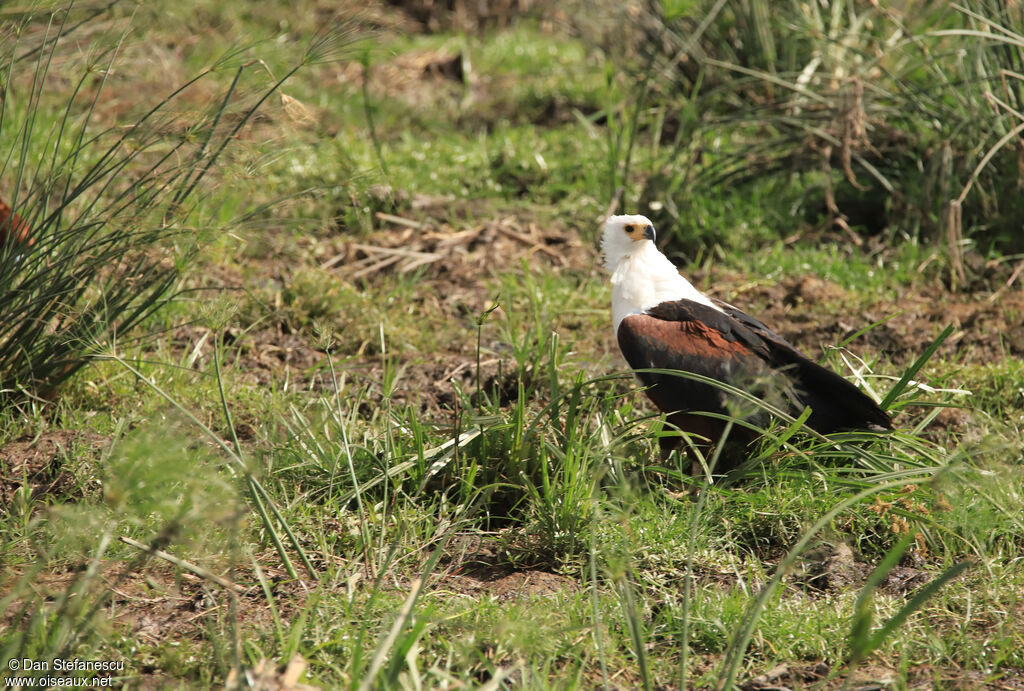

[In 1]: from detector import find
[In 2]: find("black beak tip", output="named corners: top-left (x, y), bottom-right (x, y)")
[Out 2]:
top-left (643, 224), bottom-right (656, 241)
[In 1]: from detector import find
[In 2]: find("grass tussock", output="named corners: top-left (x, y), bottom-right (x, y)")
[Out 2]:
top-left (0, 5), bottom-right (358, 402)
top-left (584, 0), bottom-right (1024, 283)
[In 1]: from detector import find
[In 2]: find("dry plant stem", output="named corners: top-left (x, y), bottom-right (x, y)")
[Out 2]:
top-left (119, 535), bottom-right (244, 593)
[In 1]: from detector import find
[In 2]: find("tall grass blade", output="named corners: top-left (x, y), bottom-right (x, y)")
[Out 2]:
top-left (617, 573), bottom-right (651, 691)
top-left (589, 510), bottom-right (611, 690)
top-left (848, 532), bottom-right (917, 660)
top-left (356, 545), bottom-right (444, 690)
top-left (859, 560), bottom-right (973, 665)
top-left (880, 323), bottom-right (955, 411)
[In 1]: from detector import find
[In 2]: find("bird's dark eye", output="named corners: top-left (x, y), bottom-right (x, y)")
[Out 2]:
top-left (624, 224), bottom-right (634, 234)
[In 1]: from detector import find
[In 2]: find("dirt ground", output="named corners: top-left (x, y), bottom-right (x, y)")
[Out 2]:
top-left (0, 430), bottom-right (108, 505)
top-left (714, 270), bottom-right (1024, 364)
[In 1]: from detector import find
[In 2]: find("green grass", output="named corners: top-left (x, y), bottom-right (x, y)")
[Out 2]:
top-left (2, 2), bottom-right (1024, 689)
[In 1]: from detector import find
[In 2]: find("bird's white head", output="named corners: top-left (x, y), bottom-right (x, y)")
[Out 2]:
top-left (601, 214), bottom-right (656, 271)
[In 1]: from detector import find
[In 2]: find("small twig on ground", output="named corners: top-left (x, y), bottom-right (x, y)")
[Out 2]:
top-left (1005, 259), bottom-right (1024, 289)
top-left (375, 211), bottom-right (425, 229)
top-left (119, 535), bottom-right (245, 592)
top-left (496, 225), bottom-right (561, 260)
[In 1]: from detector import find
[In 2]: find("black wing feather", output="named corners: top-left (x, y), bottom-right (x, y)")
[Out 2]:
top-left (619, 299), bottom-right (892, 434)
top-left (711, 298), bottom-right (891, 432)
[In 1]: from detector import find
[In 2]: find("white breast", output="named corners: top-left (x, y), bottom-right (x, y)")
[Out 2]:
top-left (610, 242), bottom-right (721, 333)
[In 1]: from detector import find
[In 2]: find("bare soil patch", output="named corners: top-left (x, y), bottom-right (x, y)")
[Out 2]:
top-left (702, 271), bottom-right (1024, 365)
top-left (0, 431), bottom-right (108, 504)
top-left (326, 213), bottom-right (591, 293)
top-left (435, 533), bottom-right (579, 601)
top-left (2, 555), bottom-right (305, 650)
top-left (440, 568), bottom-right (579, 602)
top-left (792, 542), bottom-right (931, 598)
top-left (741, 661), bottom-right (1024, 690)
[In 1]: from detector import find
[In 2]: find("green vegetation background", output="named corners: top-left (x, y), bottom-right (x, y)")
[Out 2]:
top-left (1, 1), bottom-right (1023, 688)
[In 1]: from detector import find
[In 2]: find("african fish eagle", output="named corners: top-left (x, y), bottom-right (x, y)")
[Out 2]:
top-left (603, 214), bottom-right (891, 468)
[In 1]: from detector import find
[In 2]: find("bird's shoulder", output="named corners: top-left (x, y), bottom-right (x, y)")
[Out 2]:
top-left (619, 297), bottom-right (806, 362)
top-left (707, 298), bottom-right (797, 351)
top-left (642, 298), bottom-right (766, 340)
